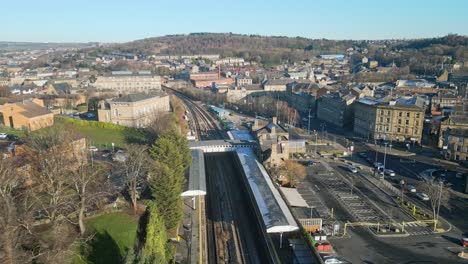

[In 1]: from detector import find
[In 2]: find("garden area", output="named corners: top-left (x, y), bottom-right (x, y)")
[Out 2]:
top-left (74, 212), bottom-right (139, 264)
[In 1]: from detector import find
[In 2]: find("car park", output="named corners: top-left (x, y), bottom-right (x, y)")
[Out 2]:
top-left (407, 185), bottom-right (416, 193)
top-left (416, 192), bottom-right (429, 201)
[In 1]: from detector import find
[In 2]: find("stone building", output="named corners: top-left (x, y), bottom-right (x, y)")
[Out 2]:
top-left (93, 71), bottom-right (161, 93)
top-left (317, 93), bottom-right (356, 128)
top-left (262, 79), bottom-right (290, 91)
top-left (97, 92), bottom-right (170, 128)
top-left (252, 117), bottom-right (290, 167)
top-left (353, 97), bottom-right (425, 143)
top-left (438, 115), bottom-right (468, 148)
top-left (235, 76), bottom-right (253, 87)
top-left (0, 98), bottom-right (54, 131)
top-left (441, 127), bottom-right (468, 161)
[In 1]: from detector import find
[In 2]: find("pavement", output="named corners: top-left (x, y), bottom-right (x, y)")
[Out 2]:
top-left (175, 196), bottom-right (205, 264)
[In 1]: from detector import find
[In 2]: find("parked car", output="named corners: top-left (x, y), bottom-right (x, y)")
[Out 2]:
top-left (0, 133), bottom-right (7, 139)
top-left (359, 152), bottom-right (367, 158)
top-left (346, 165), bottom-right (358, 173)
top-left (6, 134), bottom-right (19, 141)
top-left (416, 192), bottom-right (430, 201)
top-left (88, 146), bottom-right (98, 152)
top-left (384, 169), bottom-right (396, 177)
top-left (373, 162), bottom-right (383, 168)
top-left (456, 172), bottom-right (464, 179)
top-left (407, 185), bottom-right (416, 193)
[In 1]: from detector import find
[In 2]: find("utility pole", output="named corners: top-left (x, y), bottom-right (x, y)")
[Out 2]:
top-left (383, 142), bottom-right (388, 171)
top-left (436, 181), bottom-right (443, 227)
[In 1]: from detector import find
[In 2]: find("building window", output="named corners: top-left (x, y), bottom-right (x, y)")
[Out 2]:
top-left (386, 127), bottom-right (389, 132)
top-left (397, 128), bottom-right (401, 133)
top-left (457, 145), bottom-right (461, 151)
top-left (398, 112), bottom-right (402, 117)
top-left (386, 118), bottom-right (390, 123)
top-left (406, 112), bottom-right (410, 118)
top-left (415, 121), bottom-right (419, 126)
top-left (380, 110), bottom-right (384, 115)
top-left (455, 155), bottom-right (460, 161)
top-left (414, 128), bottom-right (418, 134)
top-left (416, 113), bottom-right (420, 118)
top-left (405, 120), bottom-right (409, 125)
top-left (405, 128), bottom-right (408, 134)
top-left (398, 119), bottom-right (402, 124)
top-left (387, 111), bottom-right (391, 115)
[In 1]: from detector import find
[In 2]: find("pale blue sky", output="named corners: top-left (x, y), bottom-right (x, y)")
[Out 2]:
top-left (1, 0), bottom-right (467, 42)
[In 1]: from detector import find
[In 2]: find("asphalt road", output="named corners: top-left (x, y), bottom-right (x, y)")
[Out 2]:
top-left (305, 117), bottom-right (468, 233)
top-left (302, 160), bottom-right (467, 264)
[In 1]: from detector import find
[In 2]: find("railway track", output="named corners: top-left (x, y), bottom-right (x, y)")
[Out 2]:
top-left (172, 91), bottom-right (245, 263)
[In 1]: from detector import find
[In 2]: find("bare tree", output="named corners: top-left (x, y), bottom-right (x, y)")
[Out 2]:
top-left (0, 159), bottom-right (35, 264)
top-left (145, 111), bottom-right (177, 143)
top-left (118, 145), bottom-right (150, 214)
top-left (72, 161), bottom-right (111, 235)
top-left (418, 181), bottom-right (450, 223)
top-left (283, 160), bottom-right (306, 188)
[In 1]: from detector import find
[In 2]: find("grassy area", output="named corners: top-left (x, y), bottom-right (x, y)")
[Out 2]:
top-left (0, 126), bottom-right (26, 137)
top-left (74, 212), bottom-right (139, 264)
top-left (54, 116), bottom-right (151, 149)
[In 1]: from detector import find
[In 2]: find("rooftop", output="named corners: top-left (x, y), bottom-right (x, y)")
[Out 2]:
top-left (112, 92), bottom-right (166, 103)
top-left (181, 149), bottom-right (206, 197)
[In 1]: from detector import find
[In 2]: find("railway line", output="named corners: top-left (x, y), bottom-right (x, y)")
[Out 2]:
top-left (172, 91), bottom-right (257, 263)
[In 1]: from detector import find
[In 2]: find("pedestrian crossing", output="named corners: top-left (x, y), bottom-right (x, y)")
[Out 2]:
top-left (399, 222), bottom-right (433, 236)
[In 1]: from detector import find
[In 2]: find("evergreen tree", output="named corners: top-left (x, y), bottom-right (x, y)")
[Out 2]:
top-left (149, 132), bottom-right (191, 177)
top-left (133, 202), bottom-right (168, 264)
top-left (148, 162), bottom-right (183, 230)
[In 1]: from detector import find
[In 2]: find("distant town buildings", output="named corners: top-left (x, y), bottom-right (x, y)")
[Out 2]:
top-left (93, 71), bottom-right (162, 93)
top-left (97, 92), bottom-right (170, 127)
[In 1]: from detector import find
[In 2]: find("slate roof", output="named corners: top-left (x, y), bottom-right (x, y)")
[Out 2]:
top-left (15, 101), bottom-right (51, 118)
top-left (113, 93), bottom-right (164, 103)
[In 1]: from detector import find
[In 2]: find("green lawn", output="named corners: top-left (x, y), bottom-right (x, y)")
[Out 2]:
top-left (0, 127), bottom-right (26, 137)
top-left (54, 117), bottom-right (150, 149)
top-left (75, 212), bottom-right (139, 264)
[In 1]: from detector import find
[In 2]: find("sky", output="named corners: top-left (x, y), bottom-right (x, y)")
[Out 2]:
top-left (1, 0), bottom-right (467, 43)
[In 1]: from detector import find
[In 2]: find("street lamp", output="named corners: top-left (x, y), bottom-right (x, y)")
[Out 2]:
top-left (383, 142), bottom-right (389, 171)
top-left (314, 130), bottom-right (318, 156)
top-left (308, 108), bottom-right (312, 135)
